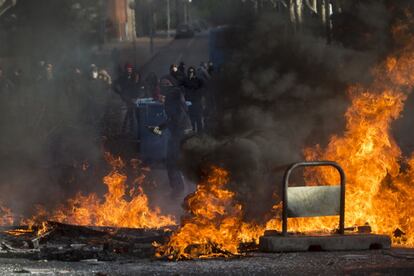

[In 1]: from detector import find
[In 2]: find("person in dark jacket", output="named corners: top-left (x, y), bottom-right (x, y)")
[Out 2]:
top-left (184, 66), bottom-right (204, 132)
top-left (178, 62), bottom-right (186, 77)
top-left (151, 75), bottom-right (192, 198)
top-left (169, 64), bottom-right (186, 86)
top-left (115, 63), bottom-right (142, 136)
top-left (144, 72), bottom-right (161, 101)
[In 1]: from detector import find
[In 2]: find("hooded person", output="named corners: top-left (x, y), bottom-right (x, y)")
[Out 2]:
top-left (151, 75), bottom-right (192, 198)
top-left (114, 63), bottom-right (142, 136)
top-left (114, 63), bottom-right (135, 97)
top-left (169, 64), bottom-right (185, 86)
top-left (184, 66), bottom-right (204, 132)
top-left (169, 64), bottom-right (179, 83)
top-left (196, 61), bottom-right (211, 83)
top-left (144, 72), bottom-right (161, 101)
top-left (86, 64), bottom-right (109, 128)
top-left (178, 62), bottom-right (187, 77)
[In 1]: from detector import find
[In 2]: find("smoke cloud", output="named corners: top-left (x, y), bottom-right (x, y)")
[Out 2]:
top-left (181, 1), bottom-right (403, 221)
top-left (0, 0), bottom-right (115, 217)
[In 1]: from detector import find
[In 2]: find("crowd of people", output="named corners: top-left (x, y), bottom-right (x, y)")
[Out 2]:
top-left (0, 61), bottom-right (117, 133)
top-left (0, 58), bottom-right (216, 198)
top-left (113, 60), bottom-right (216, 198)
top-left (114, 60), bottom-right (215, 137)
top-left (0, 58), bottom-right (215, 137)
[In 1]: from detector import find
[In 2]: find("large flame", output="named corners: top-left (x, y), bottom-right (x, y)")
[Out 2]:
top-left (293, 18), bottom-right (414, 246)
top-left (156, 166), bottom-right (262, 260)
top-left (1, 154), bottom-right (175, 233)
top-left (32, 154), bottom-right (175, 229)
top-left (2, 12), bottom-right (414, 260)
top-left (158, 15), bottom-right (414, 257)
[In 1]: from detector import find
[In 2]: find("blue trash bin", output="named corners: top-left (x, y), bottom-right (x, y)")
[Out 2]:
top-left (137, 99), bottom-right (168, 162)
top-left (136, 98), bottom-right (192, 163)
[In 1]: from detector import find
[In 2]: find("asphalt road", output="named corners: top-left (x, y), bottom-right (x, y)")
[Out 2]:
top-left (0, 249), bottom-right (413, 275)
top-left (141, 31), bottom-right (210, 78)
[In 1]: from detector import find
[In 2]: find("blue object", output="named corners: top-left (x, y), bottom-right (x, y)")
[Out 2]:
top-left (136, 98), bottom-right (192, 107)
top-left (137, 101), bottom-right (168, 163)
top-left (136, 98), bottom-right (158, 106)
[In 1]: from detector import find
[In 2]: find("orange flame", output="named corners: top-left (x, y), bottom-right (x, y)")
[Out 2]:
top-left (158, 17), bottom-right (414, 256)
top-left (2, 154), bottom-right (176, 235)
top-left (156, 167), bottom-right (262, 260)
top-left (293, 18), bottom-right (414, 246)
top-left (37, 154), bottom-right (175, 229)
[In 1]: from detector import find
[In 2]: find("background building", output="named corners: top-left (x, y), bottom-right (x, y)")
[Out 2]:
top-left (106, 0), bottom-right (137, 41)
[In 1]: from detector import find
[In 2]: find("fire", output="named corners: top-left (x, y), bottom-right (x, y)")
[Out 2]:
top-left (296, 18), bottom-right (414, 246)
top-left (156, 166), bottom-right (262, 260)
top-left (3, 11), bottom-right (414, 260)
top-left (31, 154), bottom-right (175, 229)
top-left (1, 154), bottom-right (175, 234)
top-left (158, 16), bottom-right (414, 257)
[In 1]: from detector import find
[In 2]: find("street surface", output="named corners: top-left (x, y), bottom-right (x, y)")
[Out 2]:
top-left (0, 249), bottom-right (413, 275)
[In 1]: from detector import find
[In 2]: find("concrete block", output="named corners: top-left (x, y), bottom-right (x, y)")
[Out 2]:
top-left (259, 233), bottom-right (391, 252)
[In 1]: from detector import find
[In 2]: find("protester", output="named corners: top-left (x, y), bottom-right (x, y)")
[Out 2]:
top-left (169, 63), bottom-right (186, 86)
top-left (114, 63), bottom-right (147, 138)
top-left (151, 75), bottom-right (192, 198)
top-left (178, 62), bottom-right (186, 78)
top-left (144, 72), bottom-right (162, 101)
top-left (169, 64), bottom-right (180, 85)
top-left (197, 61), bottom-right (211, 83)
top-left (184, 66), bottom-right (204, 133)
top-left (87, 64), bottom-right (112, 128)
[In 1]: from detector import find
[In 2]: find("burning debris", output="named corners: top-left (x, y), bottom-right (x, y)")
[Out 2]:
top-left (0, 221), bottom-right (173, 261)
top-left (156, 166), bottom-right (262, 260)
top-left (2, 1), bottom-right (414, 269)
top-left (0, 154), bottom-right (177, 261)
top-left (153, 10), bottom-right (414, 260)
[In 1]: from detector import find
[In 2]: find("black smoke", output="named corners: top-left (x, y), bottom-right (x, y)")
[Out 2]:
top-left (0, 0), bottom-right (116, 218)
top-left (181, 1), bottom-right (405, 221)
